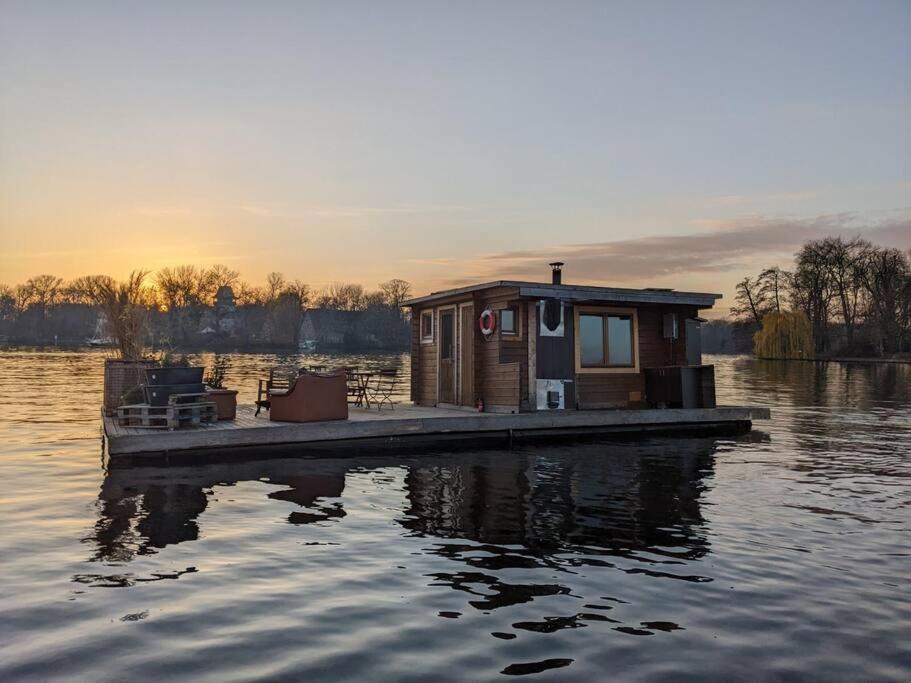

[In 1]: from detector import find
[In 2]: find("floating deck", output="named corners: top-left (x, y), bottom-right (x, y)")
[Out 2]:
top-left (102, 403), bottom-right (771, 466)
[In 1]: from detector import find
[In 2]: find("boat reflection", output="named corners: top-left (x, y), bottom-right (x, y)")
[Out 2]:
top-left (89, 437), bottom-right (733, 576)
top-left (91, 460), bottom-right (349, 562)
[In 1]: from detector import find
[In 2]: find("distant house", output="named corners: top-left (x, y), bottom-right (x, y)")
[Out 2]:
top-left (214, 286), bottom-right (238, 335)
top-left (215, 286), bottom-right (236, 311)
top-left (299, 309), bottom-right (368, 348)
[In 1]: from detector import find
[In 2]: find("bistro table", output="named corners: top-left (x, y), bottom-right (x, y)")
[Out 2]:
top-left (348, 371), bottom-right (373, 407)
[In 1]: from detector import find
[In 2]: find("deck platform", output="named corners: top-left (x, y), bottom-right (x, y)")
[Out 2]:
top-left (102, 403), bottom-right (771, 465)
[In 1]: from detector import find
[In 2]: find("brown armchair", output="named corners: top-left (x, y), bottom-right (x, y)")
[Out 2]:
top-left (269, 371), bottom-right (349, 423)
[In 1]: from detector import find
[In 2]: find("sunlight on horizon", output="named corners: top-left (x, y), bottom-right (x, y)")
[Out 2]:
top-left (1, 2), bottom-right (909, 315)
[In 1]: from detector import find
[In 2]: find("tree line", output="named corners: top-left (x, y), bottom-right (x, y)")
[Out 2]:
top-left (0, 265), bottom-right (413, 349)
top-left (732, 237), bottom-right (911, 356)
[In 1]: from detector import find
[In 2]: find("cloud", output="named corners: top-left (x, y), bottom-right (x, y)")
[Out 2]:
top-left (705, 191), bottom-right (817, 207)
top-left (437, 211), bottom-right (911, 287)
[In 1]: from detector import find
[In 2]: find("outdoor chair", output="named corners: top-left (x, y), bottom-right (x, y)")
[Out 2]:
top-left (367, 369), bottom-right (399, 411)
top-left (255, 366), bottom-right (297, 416)
top-left (269, 370), bottom-right (348, 423)
top-left (340, 367), bottom-right (362, 404)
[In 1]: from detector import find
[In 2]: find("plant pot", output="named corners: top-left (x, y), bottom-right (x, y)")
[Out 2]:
top-left (144, 366), bottom-right (204, 385)
top-left (142, 383), bottom-right (205, 406)
top-left (103, 358), bottom-right (159, 415)
top-left (206, 388), bottom-right (238, 420)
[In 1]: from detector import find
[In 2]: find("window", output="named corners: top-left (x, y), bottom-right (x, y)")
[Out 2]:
top-left (579, 313), bottom-right (634, 367)
top-left (500, 306), bottom-right (518, 336)
top-left (420, 311), bottom-right (433, 342)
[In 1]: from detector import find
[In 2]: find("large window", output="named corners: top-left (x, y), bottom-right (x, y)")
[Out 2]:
top-left (579, 312), bottom-right (635, 368)
top-left (420, 311), bottom-right (433, 342)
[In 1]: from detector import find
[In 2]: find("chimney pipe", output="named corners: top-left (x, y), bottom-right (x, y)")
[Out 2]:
top-left (549, 262), bottom-right (564, 285)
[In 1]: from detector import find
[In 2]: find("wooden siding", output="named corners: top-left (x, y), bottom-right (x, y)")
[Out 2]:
top-left (412, 291), bottom-right (703, 412)
top-left (411, 306), bottom-right (439, 405)
top-left (471, 288), bottom-right (526, 412)
top-left (636, 304), bottom-right (696, 368)
top-left (574, 304), bottom-right (698, 409)
top-left (576, 373), bottom-right (645, 409)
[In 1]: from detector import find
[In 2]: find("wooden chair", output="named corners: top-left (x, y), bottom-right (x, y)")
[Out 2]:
top-left (339, 367), bottom-right (361, 405)
top-left (255, 366), bottom-right (297, 416)
top-left (367, 369), bottom-right (399, 411)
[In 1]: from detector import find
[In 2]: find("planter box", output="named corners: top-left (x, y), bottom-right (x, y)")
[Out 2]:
top-left (144, 366), bottom-right (204, 385)
top-left (143, 383), bottom-right (205, 406)
top-left (206, 389), bottom-right (238, 420)
top-left (103, 359), bottom-right (159, 416)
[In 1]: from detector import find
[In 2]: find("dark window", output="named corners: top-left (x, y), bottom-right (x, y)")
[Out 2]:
top-left (420, 311), bottom-right (433, 341)
top-left (501, 306), bottom-right (518, 336)
top-left (579, 313), bottom-right (634, 368)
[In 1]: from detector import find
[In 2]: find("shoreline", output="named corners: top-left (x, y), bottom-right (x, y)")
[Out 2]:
top-left (751, 355), bottom-right (911, 365)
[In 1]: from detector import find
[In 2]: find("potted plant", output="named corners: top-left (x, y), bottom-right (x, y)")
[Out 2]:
top-left (205, 356), bottom-right (237, 420)
top-left (96, 272), bottom-right (159, 415)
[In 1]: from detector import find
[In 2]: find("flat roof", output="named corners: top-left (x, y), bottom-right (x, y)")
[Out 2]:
top-left (401, 280), bottom-right (722, 308)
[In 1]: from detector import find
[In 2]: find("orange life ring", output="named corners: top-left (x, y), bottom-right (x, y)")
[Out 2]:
top-left (479, 308), bottom-right (496, 336)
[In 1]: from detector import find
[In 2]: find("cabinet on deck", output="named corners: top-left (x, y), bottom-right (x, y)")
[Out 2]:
top-left (644, 365), bottom-right (716, 409)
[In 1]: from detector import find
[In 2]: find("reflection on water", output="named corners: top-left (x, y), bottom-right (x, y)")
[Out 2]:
top-left (1, 351), bottom-right (910, 680)
top-left (93, 461), bottom-right (350, 562)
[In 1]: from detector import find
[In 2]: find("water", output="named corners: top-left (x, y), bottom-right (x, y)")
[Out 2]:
top-left (1, 350), bottom-right (909, 681)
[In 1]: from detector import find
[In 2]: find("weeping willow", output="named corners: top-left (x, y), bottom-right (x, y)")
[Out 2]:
top-left (754, 311), bottom-right (814, 359)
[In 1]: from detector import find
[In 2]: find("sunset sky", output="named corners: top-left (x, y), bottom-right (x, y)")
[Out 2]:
top-left (1, 1), bottom-right (909, 315)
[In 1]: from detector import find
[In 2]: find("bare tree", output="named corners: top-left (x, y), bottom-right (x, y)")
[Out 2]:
top-left (64, 275), bottom-right (116, 305)
top-left (156, 265), bottom-right (200, 308)
top-left (757, 267), bottom-right (788, 315)
top-left (378, 279), bottom-right (412, 308)
top-left (234, 282), bottom-right (264, 306)
top-left (94, 271), bottom-right (152, 359)
top-left (790, 241), bottom-right (834, 353)
top-left (0, 285), bottom-right (16, 321)
top-left (857, 246), bottom-right (911, 354)
top-left (208, 264), bottom-right (240, 291)
top-left (283, 280), bottom-right (311, 307)
top-left (818, 236), bottom-right (868, 346)
top-left (316, 282), bottom-right (366, 311)
top-left (23, 274), bottom-right (64, 317)
top-left (730, 277), bottom-right (767, 328)
top-left (264, 272), bottom-right (287, 304)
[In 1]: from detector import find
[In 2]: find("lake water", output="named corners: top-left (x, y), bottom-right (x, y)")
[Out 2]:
top-left (0, 350), bottom-right (909, 681)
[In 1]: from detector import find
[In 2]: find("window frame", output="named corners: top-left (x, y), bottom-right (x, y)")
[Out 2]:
top-left (574, 306), bottom-right (639, 374)
top-left (420, 310), bottom-right (434, 344)
top-left (499, 304), bottom-right (520, 338)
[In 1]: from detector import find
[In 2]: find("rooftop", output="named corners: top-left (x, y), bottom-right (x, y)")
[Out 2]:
top-left (401, 280), bottom-right (723, 308)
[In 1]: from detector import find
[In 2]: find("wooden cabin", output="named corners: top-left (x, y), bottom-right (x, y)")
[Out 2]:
top-left (402, 263), bottom-right (721, 413)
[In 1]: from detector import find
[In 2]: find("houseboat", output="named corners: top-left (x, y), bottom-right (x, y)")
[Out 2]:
top-left (103, 263), bottom-right (769, 465)
top-left (403, 263), bottom-right (719, 413)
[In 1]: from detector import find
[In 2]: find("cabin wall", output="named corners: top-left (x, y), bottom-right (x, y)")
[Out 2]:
top-left (472, 288), bottom-right (525, 412)
top-left (410, 292), bottom-right (705, 411)
top-left (573, 303), bottom-right (699, 409)
top-left (410, 307), bottom-right (438, 405)
top-left (410, 291), bottom-right (523, 408)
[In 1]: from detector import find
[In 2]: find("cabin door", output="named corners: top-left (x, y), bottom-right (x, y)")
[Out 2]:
top-left (439, 309), bottom-right (456, 404)
top-left (459, 304), bottom-right (474, 406)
